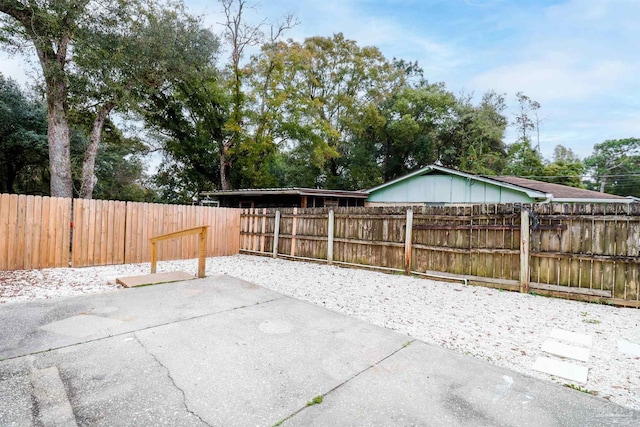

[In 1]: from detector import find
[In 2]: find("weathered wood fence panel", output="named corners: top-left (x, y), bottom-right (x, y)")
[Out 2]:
top-left (72, 199), bottom-right (127, 267)
top-left (529, 203), bottom-right (640, 301)
top-left (121, 203), bottom-right (240, 264)
top-left (0, 194), bottom-right (71, 270)
top-left (240, 204), bottom-right (640, 306)
top-left (1, 193), bottom-right (241, 271)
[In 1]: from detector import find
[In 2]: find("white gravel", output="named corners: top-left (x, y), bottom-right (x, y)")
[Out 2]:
top-left (1, 254), bottom-right (639, 410)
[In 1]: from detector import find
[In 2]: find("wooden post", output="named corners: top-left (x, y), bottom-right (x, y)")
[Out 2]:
top-left (404, 209), bottom-right (413, 275)
top-left (149, 226), bottom-right (209, 277)
top-left (290, 207), bottom-right (298, 257)
top-left (198, 226), bottom-right (207, 278)
top-left (248, 208), bottom-right (254, 251)
top-left (253, 208), bottom-right (259, 251)
top-left (520, 209), bottom-right (530, 293)
top-left (259, 208), bottom-right (267, 253)
top-left (151, 242), bottom-right (157, 274)
top-left (327, 209), bottom-right (335, 264)
top-left (273, 211), bottom-right (281, 258)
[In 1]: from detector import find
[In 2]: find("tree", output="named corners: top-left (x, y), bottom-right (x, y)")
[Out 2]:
top-left (68, 110), bottom-right (156, 201)
top-left (219, 0), bottom-right (296, 190)
top-left (504, 92), bottom-right (544, 177)
top-left (363, 81), bottom-right (457, 183)
top-left (0, 0), bottom-right (90, 196)
top-left (584, 138), bottom-right (640, 197)
top-left (512, 91), bottom-right (540, 149)
top-left (1, 0), bottom-right (213, 198)
top-left (541, 145), bottom-right (584, 188)
top-left (437, 90), bottom-right (508, 176)
top-left (247, 33), bottom-right (407, 189)
top-left (70, 1), bottom-right (217, 199)
top-left (0, 73), bottom-right (48, 194)
top-left (143, 66), bottom-right (228, 202)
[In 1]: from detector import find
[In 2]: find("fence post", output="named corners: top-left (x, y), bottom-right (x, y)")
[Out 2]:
top-left (290, 207), bottom-right (298, 257)
top-left (260, 208), bottom-right (267, 253)
top-left (198, 227), bottom-right (207, 278)
top-left (520, 209), bottom-right (530, 293)
top-left (404, 209), bottom-right (413, 275)
top-left (273, 210), bottom-right (281, 258)
top-left (327, 209), bottom-right (335, 264)
top-left (151, 241), bottom-right (158, 274)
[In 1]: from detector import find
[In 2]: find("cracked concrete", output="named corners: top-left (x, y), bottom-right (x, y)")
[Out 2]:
top-left (133, 334), bottom-right (212, 427)
top-left (1, 275), bottom-right (639, 426)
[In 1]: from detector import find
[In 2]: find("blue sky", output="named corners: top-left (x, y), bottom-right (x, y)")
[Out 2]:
top-left (1, 0), bottom-right (638, 161)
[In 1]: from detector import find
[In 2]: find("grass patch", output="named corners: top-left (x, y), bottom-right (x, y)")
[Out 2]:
top-left (307, 395), bottom-right (324, 406)
top-left (564, 383), bottom-right (594, 395)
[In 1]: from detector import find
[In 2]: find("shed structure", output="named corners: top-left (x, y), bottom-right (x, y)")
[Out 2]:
top-left (200, 188), bottom-right (367, 209)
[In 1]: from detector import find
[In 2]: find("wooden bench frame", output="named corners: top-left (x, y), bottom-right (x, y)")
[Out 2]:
top-left (150, 226), bottom-right (209, 278)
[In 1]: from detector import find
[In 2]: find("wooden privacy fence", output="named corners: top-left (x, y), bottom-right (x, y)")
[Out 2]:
top-left (72, 199), bottom-right (240, 267)
top-left (0, 193), bottom-right (241, 270)
top-left (240, 204), bottom-right (640, 307)
top-left (0, 194), bottom-right (72, 270)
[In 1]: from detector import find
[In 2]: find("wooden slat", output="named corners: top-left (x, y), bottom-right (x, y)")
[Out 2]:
top-left (30, 197), bottom-right (42, 268)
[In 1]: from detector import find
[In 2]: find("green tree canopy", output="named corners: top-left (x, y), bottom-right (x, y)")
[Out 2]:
top-left (0, 73), bottom-right (48, 194)
top-left (541, 145), bottom-right (584, 188)
top-left (584, 138), bottom-right (640, 197)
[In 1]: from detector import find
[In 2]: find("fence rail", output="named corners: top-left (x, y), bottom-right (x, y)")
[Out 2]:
top-left (0, 194), bottom-right (241, 270)
top-left (240, 204), bottom-right (640, 307)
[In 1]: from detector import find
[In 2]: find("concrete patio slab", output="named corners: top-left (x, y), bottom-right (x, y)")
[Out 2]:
top-left (0, 274), bottom-right (279, 360)
top-left (1, 276), bottom-right (638, 426)
top-left (289, 341), bottom-right (618, 427)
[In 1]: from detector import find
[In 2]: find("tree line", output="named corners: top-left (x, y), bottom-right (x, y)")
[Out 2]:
top-left (1, 0), bottom-right (639, 203)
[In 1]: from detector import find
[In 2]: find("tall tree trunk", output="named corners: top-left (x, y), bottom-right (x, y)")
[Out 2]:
top-left (80, 103), bottom-right (115, 199)
top-left (220, 147), bottom-right (231, 190)
top-left (599, 176), bottom-right (607, 193)
top-left (46, 80), bottom-right (73, 198)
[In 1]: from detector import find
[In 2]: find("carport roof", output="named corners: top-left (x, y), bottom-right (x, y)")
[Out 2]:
top-left (200, 187), bottom-right (369, 199)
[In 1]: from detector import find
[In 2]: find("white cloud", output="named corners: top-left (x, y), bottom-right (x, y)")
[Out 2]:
top-left (471, 56), bottom-right (634, 103)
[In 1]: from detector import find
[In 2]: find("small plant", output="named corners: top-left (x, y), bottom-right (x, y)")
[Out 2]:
top-left (307, 395), bottom-right (323, 406)
top-left (581, 311), bottom-right (601, 324)
top-left (402, 340), bottom-right (413, 348)
top-left (564, 383), bottom-right (594, 394)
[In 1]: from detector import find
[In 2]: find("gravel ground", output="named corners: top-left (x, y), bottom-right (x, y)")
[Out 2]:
top-left (1, 254), bottom-right (639, 410)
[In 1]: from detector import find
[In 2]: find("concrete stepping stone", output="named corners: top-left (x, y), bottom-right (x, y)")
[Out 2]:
top-left (116, 271), bottom-right (195, 288)
top-left (618, 340), bottom-right (640, 356)
top-left (541, 340), bottom-right (590, 362)
top-left (533, 356), bottom-right (589, 383)
top-left (549, 328), bottom-right (592, 347)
